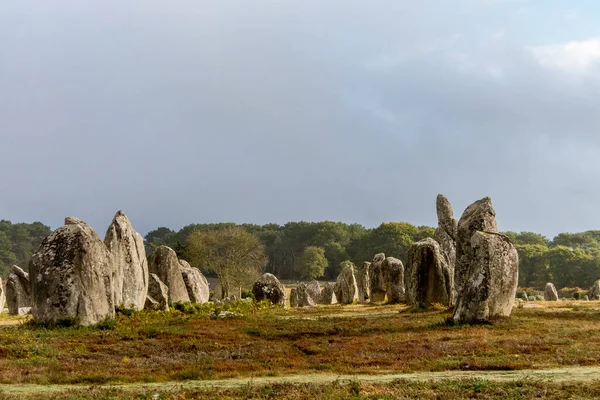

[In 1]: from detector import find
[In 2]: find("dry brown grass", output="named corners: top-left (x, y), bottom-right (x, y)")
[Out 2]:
top-left (1, 300), bottom-right (600, 387)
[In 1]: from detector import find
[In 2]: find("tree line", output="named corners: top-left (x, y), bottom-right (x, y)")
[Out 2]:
top-left (2, 217), bottom-right (600, 291)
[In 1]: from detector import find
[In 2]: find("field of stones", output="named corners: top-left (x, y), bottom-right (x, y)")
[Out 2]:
top-left (2, 195), bottom-right (600, 399)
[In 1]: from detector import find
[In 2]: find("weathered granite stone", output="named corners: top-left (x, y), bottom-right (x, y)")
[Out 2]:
top-left (369, 253), bottom-right (387, 302)
top-left (584, 295), bottom-right (590, 301)
top-left (453, 232), bottom-right (519, 323)
top-left (30, 217), bottom-right (114, 326)
top-left (434, 195), bottom-right (457, 299)
top-left (406, 238), bottom-right (453, 308)
top-left (521, 292), bottom-right (529, 301)
top-left (148, 246), bottom-right (190, 305)
top-left (357, 262), bottom-right (371, 303)
top-left (455, 197), bottom-right (498, 299)
top-left (319, 282), bottom-right (338, 304)
top-left (179, 260), bottom-right (210, 304)
top-left (6, 265), bottom-right (31, 315)
top-left (104, 211), bottom-right (149, 311)
top-left (544, 282), bottom-right (558, 301)
top-left (296, 280), bottom-right (320, 307)
top-left (145, 273), bottom-right (169, 311)
top-left (252, 273), bottom-right (286, 306)
top-left (335, 263), bottom-right (359, 304)
top-left (383, 257), bottom-right (405, 303)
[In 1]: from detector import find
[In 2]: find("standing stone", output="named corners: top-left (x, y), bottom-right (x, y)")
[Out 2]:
top-left (335, 263), bottom-right (359, 304)
top-left (434, 195), bottom-right (457, 298)
top-left (145, 273), bottom-right (169, 311)
top-left (104, 211), bottom-right (149, 311)
top-left (544, 282), bottom-right (559, 301)
top-left (589, 280), bottom-right (600, 300)
top-left (289, 288), bottom-right (299, 308)
top-left (369, 253), bottom-right (387, 302)
top-left (357, 262), bottom-right (371, 303)
top-left (30, 217), bottom-right (114, 326)
top-left (521, 292), bottom-right (529, 301)
top-left (179, 260), bottom-right (210, 304)
top-left (6, 265), bottom-right (32, 315)
top-left (296, 280), bottom-right (321, 307)
top-left (383, 257), bottom-right (405, 303)
top-left (584, 295), bottom-right (590, 301)
top-left (0, 278), bottom-right (5, 312)
top-left (453, 231), bottom-right (519, 323)
top-left (319, 282), bottom-right (338, 304)
top-left (406, 239), bottom-right (453, 308)
top-left (454, 197), bottom-right (498, 299)
top-left (252, 273), bottom-right (286, 306)
top-left (148, 246), bottom-right (190, 305)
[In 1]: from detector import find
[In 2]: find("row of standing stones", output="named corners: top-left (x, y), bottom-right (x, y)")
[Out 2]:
top-left (252, 195), bottom-right (523, 324)
top-left (0, 212), bottom-right (210, 326)
top-left (1, 196), bottom-right (593, 325)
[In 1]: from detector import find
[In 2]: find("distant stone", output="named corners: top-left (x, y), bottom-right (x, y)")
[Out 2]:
top-left (528, 295), bottom-right (536, 301)
top-left (454, 197), bottom-right (498, 299)
top-left (145, 273), bottom-right (169, 311)
top-left (357, 262), bottom-right (371, 303)
top-left (252, 273), bottom-right (286, 306)
top-left (30, 217), bottom-right (114, 326)
top-left (289, 288), bottom-right (299, 308)
top-left (104, 211), bottom-right (149, 311)
top-left (319, 282), bottom-right (338, 304)
top-left (0, 278), bottom-right (5, 312)
top-left (521, 292), bottom-right (529, 301)
top-left (406, 238), bottom-right (453, 308)
top-left (335, 263), bottom-right (359, 304)
top-left (383, 257), bottom-right (405, 303)
top-left (6, 265), bottom-right (31, 315)
top-left (148, 246), bottom-right (190, 305)
top-left (589, 280), bottom-right (600, 300)
top-left (296, 280), bottom-right (320, 307)
top-left (179, 261), bottom-right (210, 304)
top-left (536, 295), bottom-right (544, 301)
top-left (544, 282), bottom-right (558, 301)
top-left (369, 253), bottom-right (387, 302)
top-left (453, 232), bottom-right (519, 323)
top-left (584, 295), bottom-right (590, 301)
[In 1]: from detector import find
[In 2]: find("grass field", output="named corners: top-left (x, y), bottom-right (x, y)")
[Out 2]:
top-left (2, 300), bottom-right (600, 398)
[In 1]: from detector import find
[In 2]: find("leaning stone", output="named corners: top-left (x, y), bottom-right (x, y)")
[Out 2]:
top-left (145, 273), bottom-right (169, 311)
top-left (584, 295), bottom-right (590, 301)
top-left (521, 292), bottom-right (529, 301)
top-left (179, 261), bottom-right (210, 304)
top-left (544, 283), bottom-right (558, 301)
top-left (148, 246), bottom-right (190, 305)
top-left (319, 283), bottom-right (338, 304)
top-left (6, 265), bottom-right (32, 316)
top-left (406, 238), bottom-right (453, 308)
top-left (335, 263), bottom-right (359, 304)
top-left (369, 253), bottom-right (387, 302)
top-left (252, 273), bottom-right (286, 306)
top-left (453, 232), bottom-right (519, 323)
top-left (454, 197), bottom-right (498, 300)
top-left (104, 211), bottom-right (149, 311)
top-left (30, 217), bottom-right (114, 326)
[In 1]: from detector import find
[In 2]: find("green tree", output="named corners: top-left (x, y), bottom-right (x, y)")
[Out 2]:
top-left (294, 246), bottom-right (328, 280)
top-left (185, 227), bottom-right (267, 298)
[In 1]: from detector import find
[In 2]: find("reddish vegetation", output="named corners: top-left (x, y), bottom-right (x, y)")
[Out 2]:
top-left (1, 302), bottom-right (600, 385)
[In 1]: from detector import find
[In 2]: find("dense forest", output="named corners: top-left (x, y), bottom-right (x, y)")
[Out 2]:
top-left (2, 218), bottom-right (600, 291)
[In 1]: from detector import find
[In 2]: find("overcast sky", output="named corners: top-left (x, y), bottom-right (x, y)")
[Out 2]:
top-left (2, 1), bottom-right (600, 238)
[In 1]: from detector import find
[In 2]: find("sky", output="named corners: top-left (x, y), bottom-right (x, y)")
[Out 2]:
top-left (2, 0), bottom-right (600, 238)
